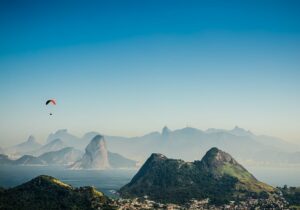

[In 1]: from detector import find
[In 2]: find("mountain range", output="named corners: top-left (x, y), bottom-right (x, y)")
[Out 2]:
top-left (104, 126), bottom-right (300, 165)
top-left (2, 126), bottom-right (300, 166)
top-left (0, 135), bottom-right (137, 169)
top-left (120, 147), bottom-right (274, 204)
top-left (4, 136), bottom-right (41, 158)
top-left (0, 148), bottom-right (296, 207)
top-left (39, 147), bottom-right (83, 165)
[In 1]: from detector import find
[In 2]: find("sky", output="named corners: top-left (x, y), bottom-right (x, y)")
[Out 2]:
top-left (0, 0), bottom-right (300, 146)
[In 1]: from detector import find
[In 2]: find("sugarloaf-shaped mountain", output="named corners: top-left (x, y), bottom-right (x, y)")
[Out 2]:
top-left (119, 147), bottom-right (274, 205)
top-left (0, 175), bottom-right (113, 210)
top-left (71, 135), bottom-right (136, 169)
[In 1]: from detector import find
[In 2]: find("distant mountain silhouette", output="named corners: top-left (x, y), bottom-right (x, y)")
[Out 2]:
top-left (0, 154), bottom-right (13, 165)
top-left (71, 135), bottom-right (110, 169)
top-left (14, 155), bottom-right (46, 165)
top-left (1, 136), bottom-right (136, 169)
top-left (5, 136), bottom-right (41, 157)
top-left (102, 126), bottom-right (300, 166)
top-left (39, 147), bottom-right (83, 165)
top-left (33, 139), bottom-right (66, 156)
top-left (3, 126), bottom-right (300, 166)
top-left (71, 135), bottom-right (136, 169)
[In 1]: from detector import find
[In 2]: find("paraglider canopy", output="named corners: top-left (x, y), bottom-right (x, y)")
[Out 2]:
top-left (46, 99), bottom-right (56, 105)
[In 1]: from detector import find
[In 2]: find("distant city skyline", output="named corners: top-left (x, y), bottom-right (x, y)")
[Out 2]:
top-left (0, 0), bottom-right (300, 146)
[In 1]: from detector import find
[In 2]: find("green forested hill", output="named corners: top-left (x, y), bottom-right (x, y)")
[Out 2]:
top-left (0, 175), bottom-right (114, 210)
top-left (120, 147), bottom-right (274, 205)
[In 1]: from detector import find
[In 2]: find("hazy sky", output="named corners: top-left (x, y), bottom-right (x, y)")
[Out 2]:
top-left (0, 0), bottom-right (300, 146)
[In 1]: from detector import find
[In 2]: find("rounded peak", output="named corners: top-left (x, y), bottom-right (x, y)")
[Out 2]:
top-left (180, 127), bottom-right (202, 133)
top-left (201, 147), bottom-right (237, 167)
top-left (91, 134), bottom-right (105, 143)
top-left (30, 175), bottom-right (71, 188)
top-left (149, 153), bottom-right (167, 160)
top-left (86, 135), bottom-right (107, 152)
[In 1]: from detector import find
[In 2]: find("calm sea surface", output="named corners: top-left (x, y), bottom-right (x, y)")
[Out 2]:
top-left (0, 165), bottom-right (137, 197)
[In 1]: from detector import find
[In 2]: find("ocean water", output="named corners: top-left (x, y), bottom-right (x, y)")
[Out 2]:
top-left (0, 165), bottom-right (299, 197)
top-left (0, 165), bottom-right (137, 197)
top-left (248, 166), bottom-right (300, 187)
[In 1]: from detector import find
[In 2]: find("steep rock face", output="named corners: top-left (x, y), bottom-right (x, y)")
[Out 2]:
top-left (120, 147), bottom-right (274, 204)
top-left (71, 135), bottom-right (110, 169)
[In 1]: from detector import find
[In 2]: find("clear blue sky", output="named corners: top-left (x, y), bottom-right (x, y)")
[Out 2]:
top-left (0, 0), bottom-right (300, 146)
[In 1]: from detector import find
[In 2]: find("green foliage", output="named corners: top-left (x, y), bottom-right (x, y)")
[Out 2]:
top-left (279, 186), bottom-right (300, 207)
top-left (0, 175), bottom-right (115, 210)
top-left (120, 148), bottom-right (274, 206)
top-left (120, 157), bottom-right (238, 205)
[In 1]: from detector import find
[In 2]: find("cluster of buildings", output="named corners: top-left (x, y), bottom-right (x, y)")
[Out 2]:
top-left (108, 194), bottom-right (289, 210)
top-left (187, 195), bottom-right (289, 209)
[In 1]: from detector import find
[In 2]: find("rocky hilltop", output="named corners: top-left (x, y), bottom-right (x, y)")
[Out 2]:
top-left (120, 147), bottom-right (274, 204)
top-left (0, 175), bottom-right (112, 210)
top-left (0, 174), bottom-right (290, 209)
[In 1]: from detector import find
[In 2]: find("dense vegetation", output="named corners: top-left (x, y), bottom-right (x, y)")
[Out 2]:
top-left (279, 186), bottom-right (300, 209)
top-left (0, 175), bottom-right (115, 210)
top-left (120, 148), bottom-right (274, 205)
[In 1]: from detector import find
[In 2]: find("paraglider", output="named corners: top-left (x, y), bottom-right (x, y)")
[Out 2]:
top-left (46, 99), bottom-right (56, 105)
top-left (46, 99), bottom-right (56, 116)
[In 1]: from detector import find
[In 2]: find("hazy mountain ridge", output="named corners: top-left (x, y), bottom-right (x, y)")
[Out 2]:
top-left (32, 138), bottom-right (66, 156)
top-left (0, 136), bottom-right (136, 169)
top-left (120, 147), bottom-right (274, 204)
top-left (4, 136), bottom-right (41, 158)
top-left (39, 147), bottom-right (83, 165)
top-left (14, 155), bottom-right (46, 166)
top-left (3, 126), bottom-right (300, 166)
top-left (104, 126), bottom-right (300, 165)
